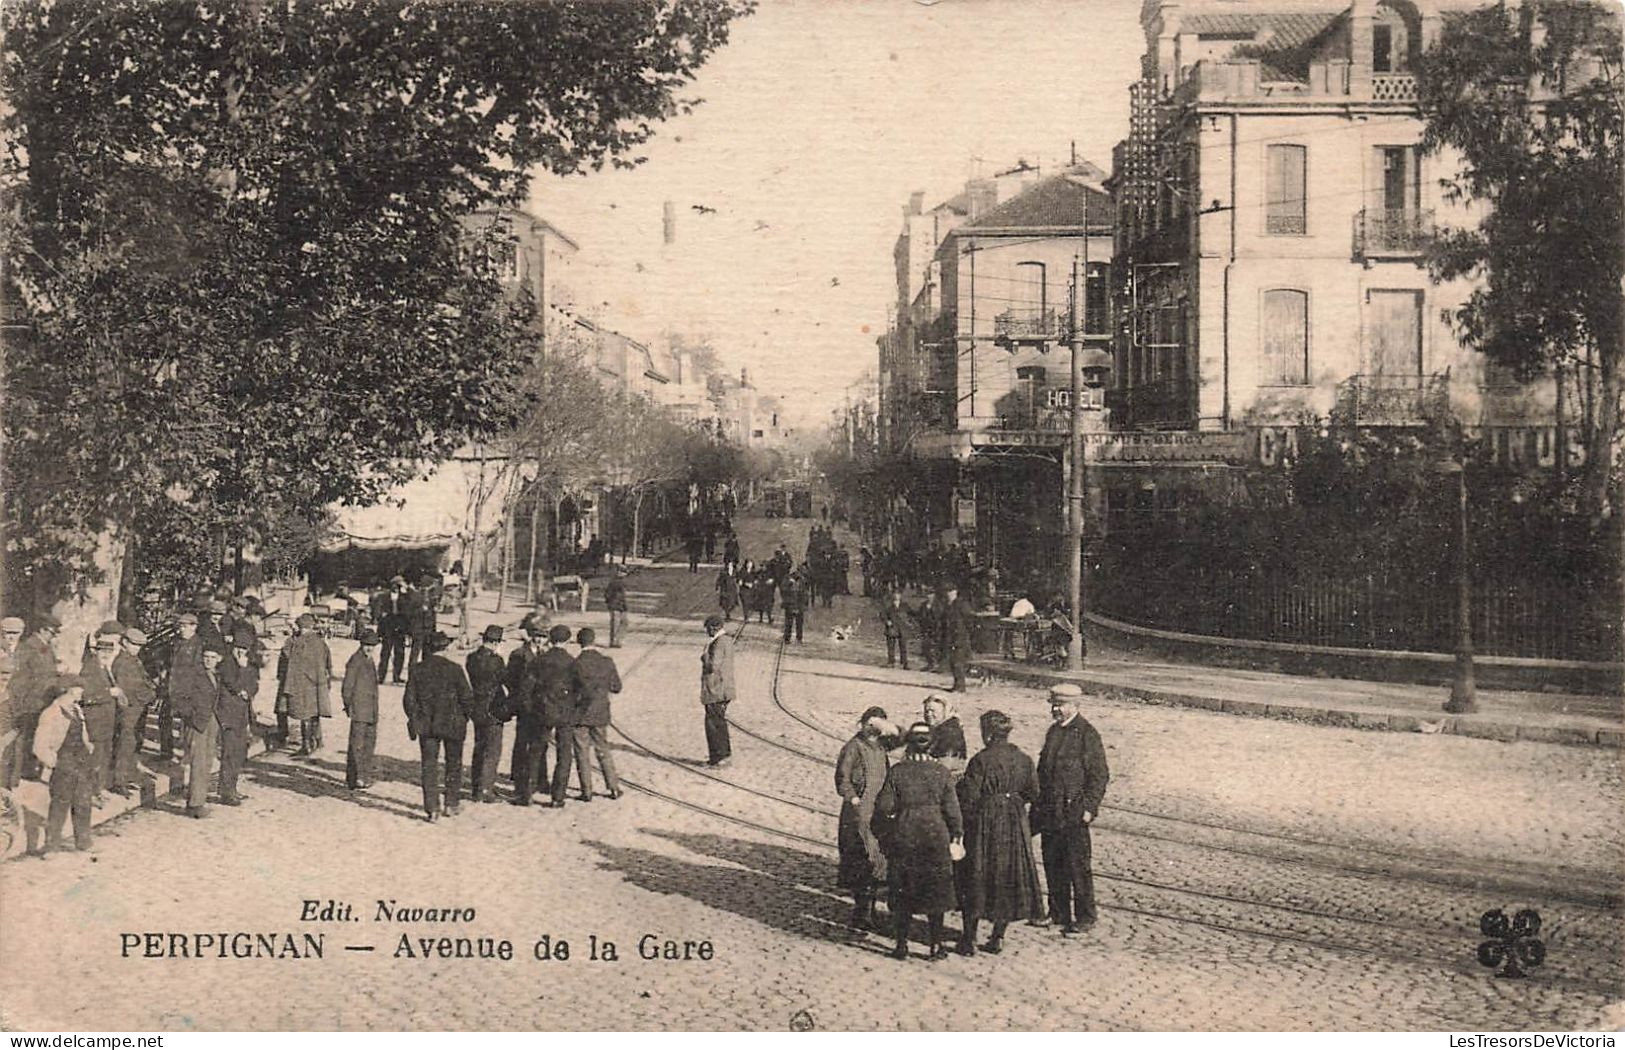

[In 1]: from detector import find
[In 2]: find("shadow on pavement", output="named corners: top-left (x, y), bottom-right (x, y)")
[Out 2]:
top-left (584, 829), bottom-right (886, 951)
top-left (244, 754), bottom-right (426, 821)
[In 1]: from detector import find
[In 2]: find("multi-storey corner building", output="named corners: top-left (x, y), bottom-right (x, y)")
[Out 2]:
top-left (1108, 0), bottom-right (1577, 466)
top-left (878, 164), bottom-right (1115, 589)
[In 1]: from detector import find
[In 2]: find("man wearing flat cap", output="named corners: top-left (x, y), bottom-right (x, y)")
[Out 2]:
top-left (6, 614), bottom-right (62, 785)
top-left (465, 625), bottom-right (508, 802)
top-left (111, 627), bottom-right (156, 794)
top-left (700, 615), bottom-right (734, 766)
top-left (281, 613), bottom-right (332, 758)
top-left (402, 631), bottom-right (473, 822)
top-left (603, 569), bottom-right (630, 648)
top-left (78, 621), bottom-right (126, 802)
top-left (1036, 683), bottom-right (1110, 934)
top-left (534, 624), bottom-right (579, 808)
top-left (178, 644), bottom-right (228, 818)
top-left (837, 706), bottom-right (899, 932)
top-left (342, 627), bottom-right (382, 790)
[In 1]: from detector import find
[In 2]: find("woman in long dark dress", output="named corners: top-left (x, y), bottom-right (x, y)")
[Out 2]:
top-left (871, 722), bottom-right (964, 961)
top-left (955, 709), bottom-right (1045, 955)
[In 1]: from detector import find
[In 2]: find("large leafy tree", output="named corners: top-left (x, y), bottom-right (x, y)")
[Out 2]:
top-left (1415, 0), bottom-right (1623, 516)
top-left (1, 0), bottom-right (751, 616)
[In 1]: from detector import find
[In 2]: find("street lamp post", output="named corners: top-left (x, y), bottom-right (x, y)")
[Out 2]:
top-left (1443, 457), bottom-right (1477, 713)
top-left (1067, 254), bottom-right (1086, 672)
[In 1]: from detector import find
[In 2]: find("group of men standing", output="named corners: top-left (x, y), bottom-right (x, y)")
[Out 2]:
top-left (836, 682), bottom-right (1110, 960)
top-left (878, 583), bottom-right (979, 691)
top-left (356, 619), bottom-right (624, 822)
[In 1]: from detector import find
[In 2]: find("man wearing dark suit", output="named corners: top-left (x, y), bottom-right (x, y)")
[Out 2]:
top-left (570, 627), bottom-right (622, 801)
top-left (603, 570), bottom-right (629, 648)
top-left (403, 631), bottom-right (473, 822)
top-left (534, 624), bottom-right (578, 808)
top-left (406, 578), bottom-right (437, 670)
top-left (780, 573), bottom-right (807, 644)
top-left (507, 626), bottom-right (546, 805)
top-left (164, 614), bottom-right (204, 758)
top-left (175, 644), bottom-right (226, 819)
top-left (466, 624), bottom-right (509, 802)
top-left (217, 633), bottom-right (258, 805)
top-left (1035, 683), bottom-right (1110, 935)
top-left (700, 615), bottom-right (734, 766)
top-left (376, 576), bottom-right (412, 684)
top-left (342, 628), bottom-right (381, 790)
top-left (879, 591), bottom-right (912, 669)
top-left (78, 624), bottom-right (125, 803)
top-left (110, 627), bottom-right (156, 794)
top-left (940, 584), bottom-right (976, 693)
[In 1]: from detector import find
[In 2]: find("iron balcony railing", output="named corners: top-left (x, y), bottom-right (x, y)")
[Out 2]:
top-left (993, 308), bottom-right (1064, 346)
top-left (1333, 372), bottom-right (1451, 426)
top-left (1354, 207), bottom-right (1435, 258)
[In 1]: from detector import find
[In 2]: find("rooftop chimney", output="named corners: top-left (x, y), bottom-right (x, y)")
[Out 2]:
top-left (908, 191), bottom-right (925, 215)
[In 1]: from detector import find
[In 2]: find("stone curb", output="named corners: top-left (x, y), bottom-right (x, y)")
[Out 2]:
top-left (5, 727), bottom-right (280, 860)
top-left (974, 660), bottom-right (1625, 750)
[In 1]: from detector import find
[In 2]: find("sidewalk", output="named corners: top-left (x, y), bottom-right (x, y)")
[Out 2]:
top-left (973, 650), bottom-right (1625, 748)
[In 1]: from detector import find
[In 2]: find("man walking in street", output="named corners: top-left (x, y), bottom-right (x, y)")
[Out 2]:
top-left (941, 583), bottom-right (976, 693)
top-left (342, 627), bottom-right (381, 790)
top-left (604, 568), bottom-right (629, 648)
top-left (507, 625), bottom-right (546, 806)
top-left (880, 590), bottom-right (912, 670)
top-left (110, 626), bottom-right (155, 796)
top-left (535, 624), bottom-right (578, 808)
top-left (1035, 683), bottom-right (1110, 935)
top-left (402, 631), bottom-right (473, 822)
top-left (570, 627), bottom-right (622, 801)
top-left (780, 572), bottom-right (807, 645)
top-left (377, 575), bottom-right (412, 684)
top-left (700, 615), bottom-right (734, 766)
top-left (466, 624), bottom-right (508, 802)
top-left (217, 633), bottom-right (257, 806)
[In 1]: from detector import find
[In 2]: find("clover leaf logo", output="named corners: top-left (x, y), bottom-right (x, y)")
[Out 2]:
top-left (1477, 908), bottom-right (1545, 979)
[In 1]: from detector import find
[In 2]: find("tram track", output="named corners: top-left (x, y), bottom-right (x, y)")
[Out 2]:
top-left (598, 567), bottom-right (1621, 990)
top-left (763, 648), bottom-right (1622, 913)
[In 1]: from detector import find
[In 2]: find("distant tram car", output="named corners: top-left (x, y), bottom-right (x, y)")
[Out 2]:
top-left (761, 485), bottom-right (789, 518)
top-left (788, 485), bottom-right (812, 518)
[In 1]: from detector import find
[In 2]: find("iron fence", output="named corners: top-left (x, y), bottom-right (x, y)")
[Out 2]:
top-left (1094, 564), bottom-right (1617, 662)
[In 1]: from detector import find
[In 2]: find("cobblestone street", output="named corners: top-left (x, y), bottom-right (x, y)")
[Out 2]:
top-left (2, 517), bottom-right (1620, 1031)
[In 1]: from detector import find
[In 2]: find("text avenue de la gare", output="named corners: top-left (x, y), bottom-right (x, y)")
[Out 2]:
top-left (119, 898), bottom-right (716, 963)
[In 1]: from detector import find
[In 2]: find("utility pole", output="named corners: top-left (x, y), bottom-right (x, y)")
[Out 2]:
top-left (1443, 458), bottom-right (1477, 713)
top-left (1067, 252), bottom-right (1086, 672)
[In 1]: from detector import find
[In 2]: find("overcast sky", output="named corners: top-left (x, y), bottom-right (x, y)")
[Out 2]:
top-left (529, 0), bottom-right (1144, 430)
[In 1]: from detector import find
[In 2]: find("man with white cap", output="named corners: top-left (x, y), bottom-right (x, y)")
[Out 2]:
top-left (111, 626), bottom-right (156, 794)
top-left (1035, 683), bottom-right (1110, 935)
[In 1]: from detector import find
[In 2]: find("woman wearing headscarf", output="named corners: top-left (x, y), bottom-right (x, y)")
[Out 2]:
top-left (870, 722), bottom-right (963, 961)
top-left (923, 694), bottom-right (967, 778)
top-left (835, 706), bottom-right (896, 933)
top-left (955, 709), bottom-right (1044, 955)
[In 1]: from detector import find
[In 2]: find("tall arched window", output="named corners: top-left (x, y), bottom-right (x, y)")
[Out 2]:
top-left (1015, 260), bottom-right (1047, 317)
top-left (1261, 289), bottom-right (1309, 385)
